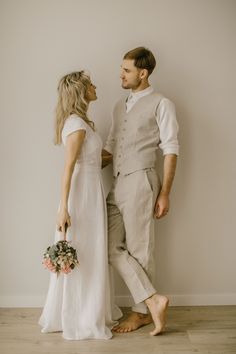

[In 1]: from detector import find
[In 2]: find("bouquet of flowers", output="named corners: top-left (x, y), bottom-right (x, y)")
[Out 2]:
top-left (42, 240), bottom-right (79, 276)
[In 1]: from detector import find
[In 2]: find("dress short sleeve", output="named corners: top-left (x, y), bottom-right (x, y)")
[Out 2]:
top-left (62, 115), bottom-right (87, 145)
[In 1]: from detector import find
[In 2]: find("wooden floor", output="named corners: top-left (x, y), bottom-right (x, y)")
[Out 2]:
top-left (0, 306), bottom-right (236, 354)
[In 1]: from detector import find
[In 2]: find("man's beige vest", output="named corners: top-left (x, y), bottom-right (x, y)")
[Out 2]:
top-left (112, 92), bottom-right (164, 176)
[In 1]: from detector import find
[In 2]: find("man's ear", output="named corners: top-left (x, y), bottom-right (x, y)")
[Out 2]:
top-left (140, 68), bottom-right (148, 79)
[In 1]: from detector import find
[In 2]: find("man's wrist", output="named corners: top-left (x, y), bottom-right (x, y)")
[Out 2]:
top-left (159, 190), bottom-right (170, 197)
top-left (60, 205), bottom-right (68, 212)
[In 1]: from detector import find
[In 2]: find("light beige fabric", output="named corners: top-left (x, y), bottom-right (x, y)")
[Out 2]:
top-left (107, 168), bottom-right (161, 314)
top-left (106, 91), bottom-right (179, 314)
top-left (104, 92), bottom-right (179, 177)
top-left (126, 86), bottom-right (154, 113)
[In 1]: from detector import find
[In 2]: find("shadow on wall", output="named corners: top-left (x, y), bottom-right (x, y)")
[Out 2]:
top-left (154, 99), bottom-right (192, 293)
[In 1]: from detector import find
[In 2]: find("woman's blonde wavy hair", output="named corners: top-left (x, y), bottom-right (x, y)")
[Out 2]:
top-left (54, 71), bottom-right (95, 145)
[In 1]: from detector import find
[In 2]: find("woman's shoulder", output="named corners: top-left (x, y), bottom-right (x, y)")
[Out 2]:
top-left (62, 115), bottom-right (88, 133)
top-left (65, 114), bottom-right (87, 125)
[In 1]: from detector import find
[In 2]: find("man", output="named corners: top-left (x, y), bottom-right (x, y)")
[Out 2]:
top-left (102, 47), bottom-right (179, 335)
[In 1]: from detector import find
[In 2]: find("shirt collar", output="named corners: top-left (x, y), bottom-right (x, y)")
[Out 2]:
top-left (128, 86), bottom-right (154, 101)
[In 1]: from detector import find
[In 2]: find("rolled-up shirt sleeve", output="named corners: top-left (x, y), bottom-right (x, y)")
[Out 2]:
top-left (104, 117), bottom-right (115, 154)
top-left (156, 98), bottom-right (179, 156)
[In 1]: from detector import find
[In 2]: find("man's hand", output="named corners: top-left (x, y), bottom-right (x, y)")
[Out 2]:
top-left (154, 193), bottom-right (170, 219)
top-left (154, 154), bottom-right (177, 218)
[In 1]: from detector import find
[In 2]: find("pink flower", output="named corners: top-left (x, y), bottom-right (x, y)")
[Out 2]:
top-left (42, 240), bottom-right (79, 275)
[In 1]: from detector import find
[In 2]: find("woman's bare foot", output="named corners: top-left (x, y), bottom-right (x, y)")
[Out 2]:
top-left (112, 312), bottom-right (152, 333)
top-left (145, 293), bottom-right (169, 336)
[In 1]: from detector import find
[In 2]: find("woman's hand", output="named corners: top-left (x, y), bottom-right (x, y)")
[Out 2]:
top-left (56, 209), bottom-right (71, 240)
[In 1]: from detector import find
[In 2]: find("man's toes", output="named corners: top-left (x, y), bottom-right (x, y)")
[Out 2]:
top-left (113, 324), bottom-right (120, 330)
top-left (121, 326), bottom-right (129, 333)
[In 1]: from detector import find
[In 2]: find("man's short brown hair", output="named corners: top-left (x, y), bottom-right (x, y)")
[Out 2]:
top-left (123, 47), bottom-right (156, 76)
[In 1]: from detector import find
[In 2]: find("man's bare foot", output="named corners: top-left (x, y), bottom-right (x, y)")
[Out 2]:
top-left (112, 312), bottom-right (152, 333)
top-left (145, 293), bottom-right (169, 336)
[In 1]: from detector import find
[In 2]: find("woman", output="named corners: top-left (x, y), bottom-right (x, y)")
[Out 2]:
top-left (38, 71), bottom-right (122, 340)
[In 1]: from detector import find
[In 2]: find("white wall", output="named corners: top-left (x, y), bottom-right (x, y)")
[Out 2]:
top-left (0, 0), bottom-right (235, 307)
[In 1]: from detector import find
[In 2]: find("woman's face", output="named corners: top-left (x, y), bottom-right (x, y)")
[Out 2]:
top-left (85, 81), bottom-right (97, 102)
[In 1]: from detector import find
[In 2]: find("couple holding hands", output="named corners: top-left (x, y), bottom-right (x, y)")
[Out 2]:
top-left (38, 46), bottom-right (179, 340)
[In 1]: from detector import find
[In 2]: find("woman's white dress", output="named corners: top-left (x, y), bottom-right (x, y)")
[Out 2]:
top-left (38, 115), bottom-right (122, 340)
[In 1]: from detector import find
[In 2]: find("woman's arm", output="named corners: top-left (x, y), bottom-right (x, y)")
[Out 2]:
top-left (57, 130), bottom-right (86, 238)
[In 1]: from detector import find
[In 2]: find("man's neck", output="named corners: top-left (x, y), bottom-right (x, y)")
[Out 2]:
top-left (132, 81), bottom-right (150, 93)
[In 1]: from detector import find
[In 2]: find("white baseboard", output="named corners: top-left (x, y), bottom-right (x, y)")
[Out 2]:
top-left (0, 294), bottom-right (236, 307)
top-left (115, 294), bottom-right (236, 307)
